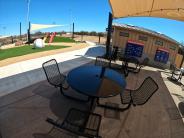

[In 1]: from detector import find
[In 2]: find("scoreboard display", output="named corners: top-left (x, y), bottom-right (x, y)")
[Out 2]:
top-left (125, 41), bottom-right (144, 57)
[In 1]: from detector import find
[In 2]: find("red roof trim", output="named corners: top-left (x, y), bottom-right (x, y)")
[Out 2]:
top-left (157, 48), bottom-right (169, 53)
top-left (127, 40), bottom-right (144, 46)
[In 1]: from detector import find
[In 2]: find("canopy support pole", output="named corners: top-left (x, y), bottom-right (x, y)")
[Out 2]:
top-left (106, 12), bottom-right (113, 57)
top-left (27, 22), bottom-right (31, 45)
top-left (20, 22), bottom-right (22, 40)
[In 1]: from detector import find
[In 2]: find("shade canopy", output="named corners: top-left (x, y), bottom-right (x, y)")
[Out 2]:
top-left (109, 0), bottom-right (184, 21)
top-left (30, 24), bottom-right (67, 31)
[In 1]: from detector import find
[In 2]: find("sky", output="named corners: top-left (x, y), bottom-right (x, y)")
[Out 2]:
top-left (0, 0), bottom-right (184, 43)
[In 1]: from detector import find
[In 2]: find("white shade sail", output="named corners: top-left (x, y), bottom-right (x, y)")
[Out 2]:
top-left (30, 23), bottom-right (67, 31)
top-left (109, 0), bottom-right (184, 21)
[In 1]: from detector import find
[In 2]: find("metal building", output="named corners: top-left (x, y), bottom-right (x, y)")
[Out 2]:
top-left (112, 23), bottom-right (183, 68)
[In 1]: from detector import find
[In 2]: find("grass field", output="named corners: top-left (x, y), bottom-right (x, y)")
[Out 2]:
top-left (0, 45), bottom-right (69, 60)
top-left (46, 36), bottom-right (76, 43)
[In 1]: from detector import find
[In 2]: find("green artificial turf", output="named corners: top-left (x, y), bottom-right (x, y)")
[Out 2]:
top-left (46, 36), bottom-right (75, 43)
top-left (0, 45), bottom-right (69, 60)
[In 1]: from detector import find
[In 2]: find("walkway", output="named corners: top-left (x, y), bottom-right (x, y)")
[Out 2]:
top-left (0, 44), bottom-right (105, 97)
top-left (0, 63), bottom-right (184, 138)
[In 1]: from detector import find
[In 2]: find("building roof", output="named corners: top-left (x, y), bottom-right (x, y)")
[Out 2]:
top-left (113, 23), bottom-right (180, 45)
top-left (109, 0), bottom-right (184, 21)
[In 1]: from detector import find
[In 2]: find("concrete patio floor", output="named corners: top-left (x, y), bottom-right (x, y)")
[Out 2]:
top-left (0, 60), bottom-right (184, 138)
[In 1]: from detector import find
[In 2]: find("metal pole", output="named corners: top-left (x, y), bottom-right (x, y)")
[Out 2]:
top-left (98, 35), bottom-right (101, 44)
top-left (72, 22), bottom-right (74, 39)
top-left (20, 22), bottom-right (21, 40)
top-left (27, 22), bottom-right (31, 45)
top-left (106, 12), bottom-right (113, 57)
top-left (11, 36), bottom-right (13, 44)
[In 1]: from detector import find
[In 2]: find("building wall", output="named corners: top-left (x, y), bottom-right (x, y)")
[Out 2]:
top-left (112, 26), bottom-right (179, 68)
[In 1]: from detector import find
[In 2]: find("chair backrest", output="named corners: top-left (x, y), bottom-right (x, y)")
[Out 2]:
top-left (141, 57), bottom-right (149, 66)
top-left (127, 56), bottom-right (139, 65)
top-left (111, 47), bottom-right (119, 60)
top-left (95, 56), bottom-right (110, 67)
top-left (131, 77), bottom-right (158, 105)
top-left (42, 59), bottom-right (62, 86)
top-left (170, 64), bottom-right (176, 71)
top-left (122, 66), bottom-right (129, 78)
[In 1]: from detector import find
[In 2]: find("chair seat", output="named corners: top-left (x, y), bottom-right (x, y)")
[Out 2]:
top-left (50, 75), bottom-right (66, 86)
top-left (171, 69), bottom-right (182, 81)
top-left (121, 89), bottom-right (131, 104)
top-left (62, 108), bottom-right (101, 137)
top-left (120, 77), bottom-right (158, 106)
top-left (42, 59), bottom-right (89, 102)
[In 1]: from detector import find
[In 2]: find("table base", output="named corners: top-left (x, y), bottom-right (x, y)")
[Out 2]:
top-left (96, 98), bottom-right (131, 112)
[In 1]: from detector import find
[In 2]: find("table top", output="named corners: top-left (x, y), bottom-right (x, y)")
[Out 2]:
top-left (67, 65), bottom-right (126, 98)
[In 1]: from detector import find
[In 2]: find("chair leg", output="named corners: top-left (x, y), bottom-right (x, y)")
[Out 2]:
top-left (59, 87), bottom-right (90, 102)
top-left (109, 60), bottom-right (112, 68)
top-left (46, 118), bottom-right (63, 129)
top-left (96, 98), bottom-right (131, 112)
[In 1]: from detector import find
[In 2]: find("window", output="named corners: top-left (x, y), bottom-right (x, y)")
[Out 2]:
top-left (170, 45), bottom-right (176, 50)
top-left (154, 49), bottom-right (169, 64)
top-left (139, 35), bottom-right (148, 41)
top-left (155, 40), bottom-right (163, 46)
top-left (119, 32), bottom-right (129, 37)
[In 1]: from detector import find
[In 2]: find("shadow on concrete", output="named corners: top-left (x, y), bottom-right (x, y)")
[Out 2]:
top-left (0, 57), bottom-right (93, 99)
top-left (33, 130), bottom-right (77, 138)
top-left (178, 102), bottom-right (184, 117)
top-left (32, 83), bottom-right (56, 99)
top-left (33, 133), bottom-right (53, 138)
top-left (49, 91), bottom-right (89, 119)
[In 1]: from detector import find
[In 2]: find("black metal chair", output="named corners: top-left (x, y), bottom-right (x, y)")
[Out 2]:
top-left (170, 64), bottom-right (182, 82)
top-left (109, 46), bottom-right (119, 65)
top-left (95, 56), bottom-right (110, 67)
top-left (121, 65), bottom-right (129, 78)
top-left (120, 77), bottom-right (158, 107)
top-left (122, 57), bottom-right (149, 74)
top-left (42, 59), bottom-right (89, 102)
top-left (95, 46), bottom-right (119, 68)
top-left (46, 108), bottom-right (102, 138)
top-left (121, 56), bottom-right (139, 72)
top-left (134, 57), bottom-right (149, 73)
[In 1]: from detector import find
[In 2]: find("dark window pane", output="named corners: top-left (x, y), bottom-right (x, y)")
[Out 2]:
top-left (139, 35), bottom-right (148, 41)
top-left (170, 45), bottom-right (176, 50)
top-left (119, 32), bottom-right (129, 37)
top-left (155, 40), bottom-right (163, 46)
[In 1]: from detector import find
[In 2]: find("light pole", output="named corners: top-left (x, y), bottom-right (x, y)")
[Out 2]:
top-left (26, 0), bottom-right (31, 42)
top-left (26, 0), bottom-right (31, 26)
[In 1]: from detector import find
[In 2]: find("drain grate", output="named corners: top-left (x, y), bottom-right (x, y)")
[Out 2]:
top-left (104, 102), bottom-right (120, 120)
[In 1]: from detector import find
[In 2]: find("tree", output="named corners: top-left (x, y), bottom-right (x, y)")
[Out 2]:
top-left (98, 32), bottom-right (105, 37)
top-left (89, 31), bottom-right (97, 36)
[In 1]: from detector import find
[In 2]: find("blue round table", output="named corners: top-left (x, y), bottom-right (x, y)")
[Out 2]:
top-left (67, 65), bottom-right (127, 110)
